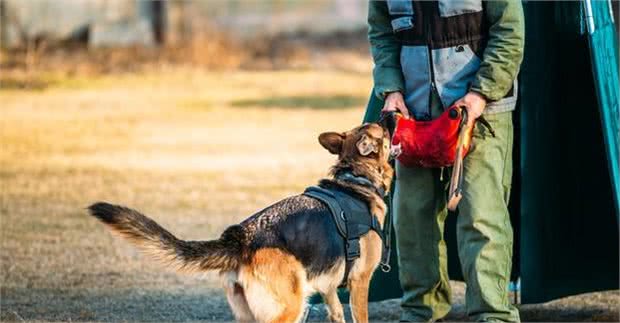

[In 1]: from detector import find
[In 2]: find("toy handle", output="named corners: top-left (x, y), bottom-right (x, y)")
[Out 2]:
top-left (447, 106), bottom-right (470, 211)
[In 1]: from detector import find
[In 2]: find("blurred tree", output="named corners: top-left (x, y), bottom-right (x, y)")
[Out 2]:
top-left (167, 1), bottom-right (190, 45)
top-left (137, 0), bottom-right (165, 45)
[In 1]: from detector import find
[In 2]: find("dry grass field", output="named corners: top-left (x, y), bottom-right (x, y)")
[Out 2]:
top-left (0, 68), bottom-right (618, 322)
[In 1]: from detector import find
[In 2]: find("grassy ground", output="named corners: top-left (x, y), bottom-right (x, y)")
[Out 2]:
top-left (0, 69), bottom-right (618, 322)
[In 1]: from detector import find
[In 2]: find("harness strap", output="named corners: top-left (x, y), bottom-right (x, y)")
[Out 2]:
top-left (304, 187), bottom-right (347, 237)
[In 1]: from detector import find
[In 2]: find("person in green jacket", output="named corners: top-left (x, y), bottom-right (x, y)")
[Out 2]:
top-left (367, 1), bottom-right (524, 322)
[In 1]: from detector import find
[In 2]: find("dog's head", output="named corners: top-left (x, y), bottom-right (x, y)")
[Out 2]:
top-left (318, 123), bottom-right (391, 162)
top-left (318, 122), bottom-right (394, 192)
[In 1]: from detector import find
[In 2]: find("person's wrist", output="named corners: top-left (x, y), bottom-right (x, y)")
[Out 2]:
top-left (469, 91), bottom-right (487, 104)
top-left (385, 91), bottom-right (403, 100)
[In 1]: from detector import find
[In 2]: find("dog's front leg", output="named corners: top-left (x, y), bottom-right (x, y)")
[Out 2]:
top-left (349, 276), bottom-right (371, 323)
top-left (349, 233), bottom-right (382, 323)
top-left (322, 289), bottom-right (345, 323)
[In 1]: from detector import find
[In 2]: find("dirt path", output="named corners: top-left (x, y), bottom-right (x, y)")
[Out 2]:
top-left (1, 70), bottom-right (617, 322)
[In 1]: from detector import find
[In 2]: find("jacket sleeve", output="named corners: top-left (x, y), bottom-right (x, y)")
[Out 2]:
top-left (368, 1), bottom-right (405, 100)
top-left (470, 0), bottom-right (525, 101)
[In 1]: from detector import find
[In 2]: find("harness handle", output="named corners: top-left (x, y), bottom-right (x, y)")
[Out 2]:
top-left (379, 159), bottom-right (396, 273)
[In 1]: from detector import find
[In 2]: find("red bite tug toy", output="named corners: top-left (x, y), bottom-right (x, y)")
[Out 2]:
top-left (391, 105), bottom-right (473, 168)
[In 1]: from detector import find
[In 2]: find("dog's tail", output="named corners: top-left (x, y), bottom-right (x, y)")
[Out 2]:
top-left (87, 202), bottom-right (244, 272)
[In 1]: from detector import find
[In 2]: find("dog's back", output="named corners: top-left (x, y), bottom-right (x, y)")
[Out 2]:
top-left (240, 195), bottom-right (345, 278)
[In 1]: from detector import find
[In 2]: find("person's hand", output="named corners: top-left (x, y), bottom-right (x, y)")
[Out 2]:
top-left (382, 92), bottom-right (410, 119)
top-left (454, 91), bottom-right (487, 127)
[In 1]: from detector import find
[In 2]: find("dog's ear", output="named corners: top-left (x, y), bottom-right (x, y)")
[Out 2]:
top-left (319, 132), bottom-right (345, 155)
top-left (356, 134), bottom-right (379, 156)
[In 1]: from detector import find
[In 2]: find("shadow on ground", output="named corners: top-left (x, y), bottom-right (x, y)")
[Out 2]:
top-left (231, 95), bottom-right (365, 109)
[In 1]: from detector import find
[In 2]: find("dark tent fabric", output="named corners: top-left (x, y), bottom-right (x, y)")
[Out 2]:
top-left (518, 0), bottom-right (619, 303)
top-left (350, 0), bottom-right (619, 305)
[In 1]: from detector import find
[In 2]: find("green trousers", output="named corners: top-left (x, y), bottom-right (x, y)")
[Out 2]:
top-left (394, 102), bottom-right (520, 322)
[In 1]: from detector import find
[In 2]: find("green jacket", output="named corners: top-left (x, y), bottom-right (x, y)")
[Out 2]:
top-left (368, 0), bottom-right (525, 105)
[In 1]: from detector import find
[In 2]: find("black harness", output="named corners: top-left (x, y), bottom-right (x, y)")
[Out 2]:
top-left (303, 173), bottom-right (391, 286)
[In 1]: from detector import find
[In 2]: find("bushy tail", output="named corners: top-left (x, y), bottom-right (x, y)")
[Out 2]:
top-left (87, 202), bottom-right (244, 272)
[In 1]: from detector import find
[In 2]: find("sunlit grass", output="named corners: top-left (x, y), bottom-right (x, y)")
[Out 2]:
top-left (0, 68), bottom-right (371, 293)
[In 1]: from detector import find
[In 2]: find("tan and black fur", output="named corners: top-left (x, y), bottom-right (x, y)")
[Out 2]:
top-left (88, 122), bottom-right (394, 323)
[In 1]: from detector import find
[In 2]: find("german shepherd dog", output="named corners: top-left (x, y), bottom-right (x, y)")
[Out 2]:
top-left (88, 122), bottom-right (394, 323)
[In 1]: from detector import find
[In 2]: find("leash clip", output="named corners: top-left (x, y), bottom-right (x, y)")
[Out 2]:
top-left (380, 263), bottom-right (391, 273)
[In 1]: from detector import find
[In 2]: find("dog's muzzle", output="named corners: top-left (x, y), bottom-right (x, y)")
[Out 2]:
top-left (378, 111), bottom-right (400, 161)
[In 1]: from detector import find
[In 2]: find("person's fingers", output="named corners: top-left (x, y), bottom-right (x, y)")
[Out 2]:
top-left (381, 105), bottom-right (397, 113)
top-left (383, 96), bottom-right (410, 118)
top-left (397, 105), bottom-right (410, 119)
top-left (382, 98), bottom-right (399, 110)
top-left (463, 106), bottom-right (481, 128)
top-left (455, 100), bottom-right (468, 110)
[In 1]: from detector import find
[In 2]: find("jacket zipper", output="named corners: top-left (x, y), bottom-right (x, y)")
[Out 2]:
top-left (424, 1), bottom-right (436, 119)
